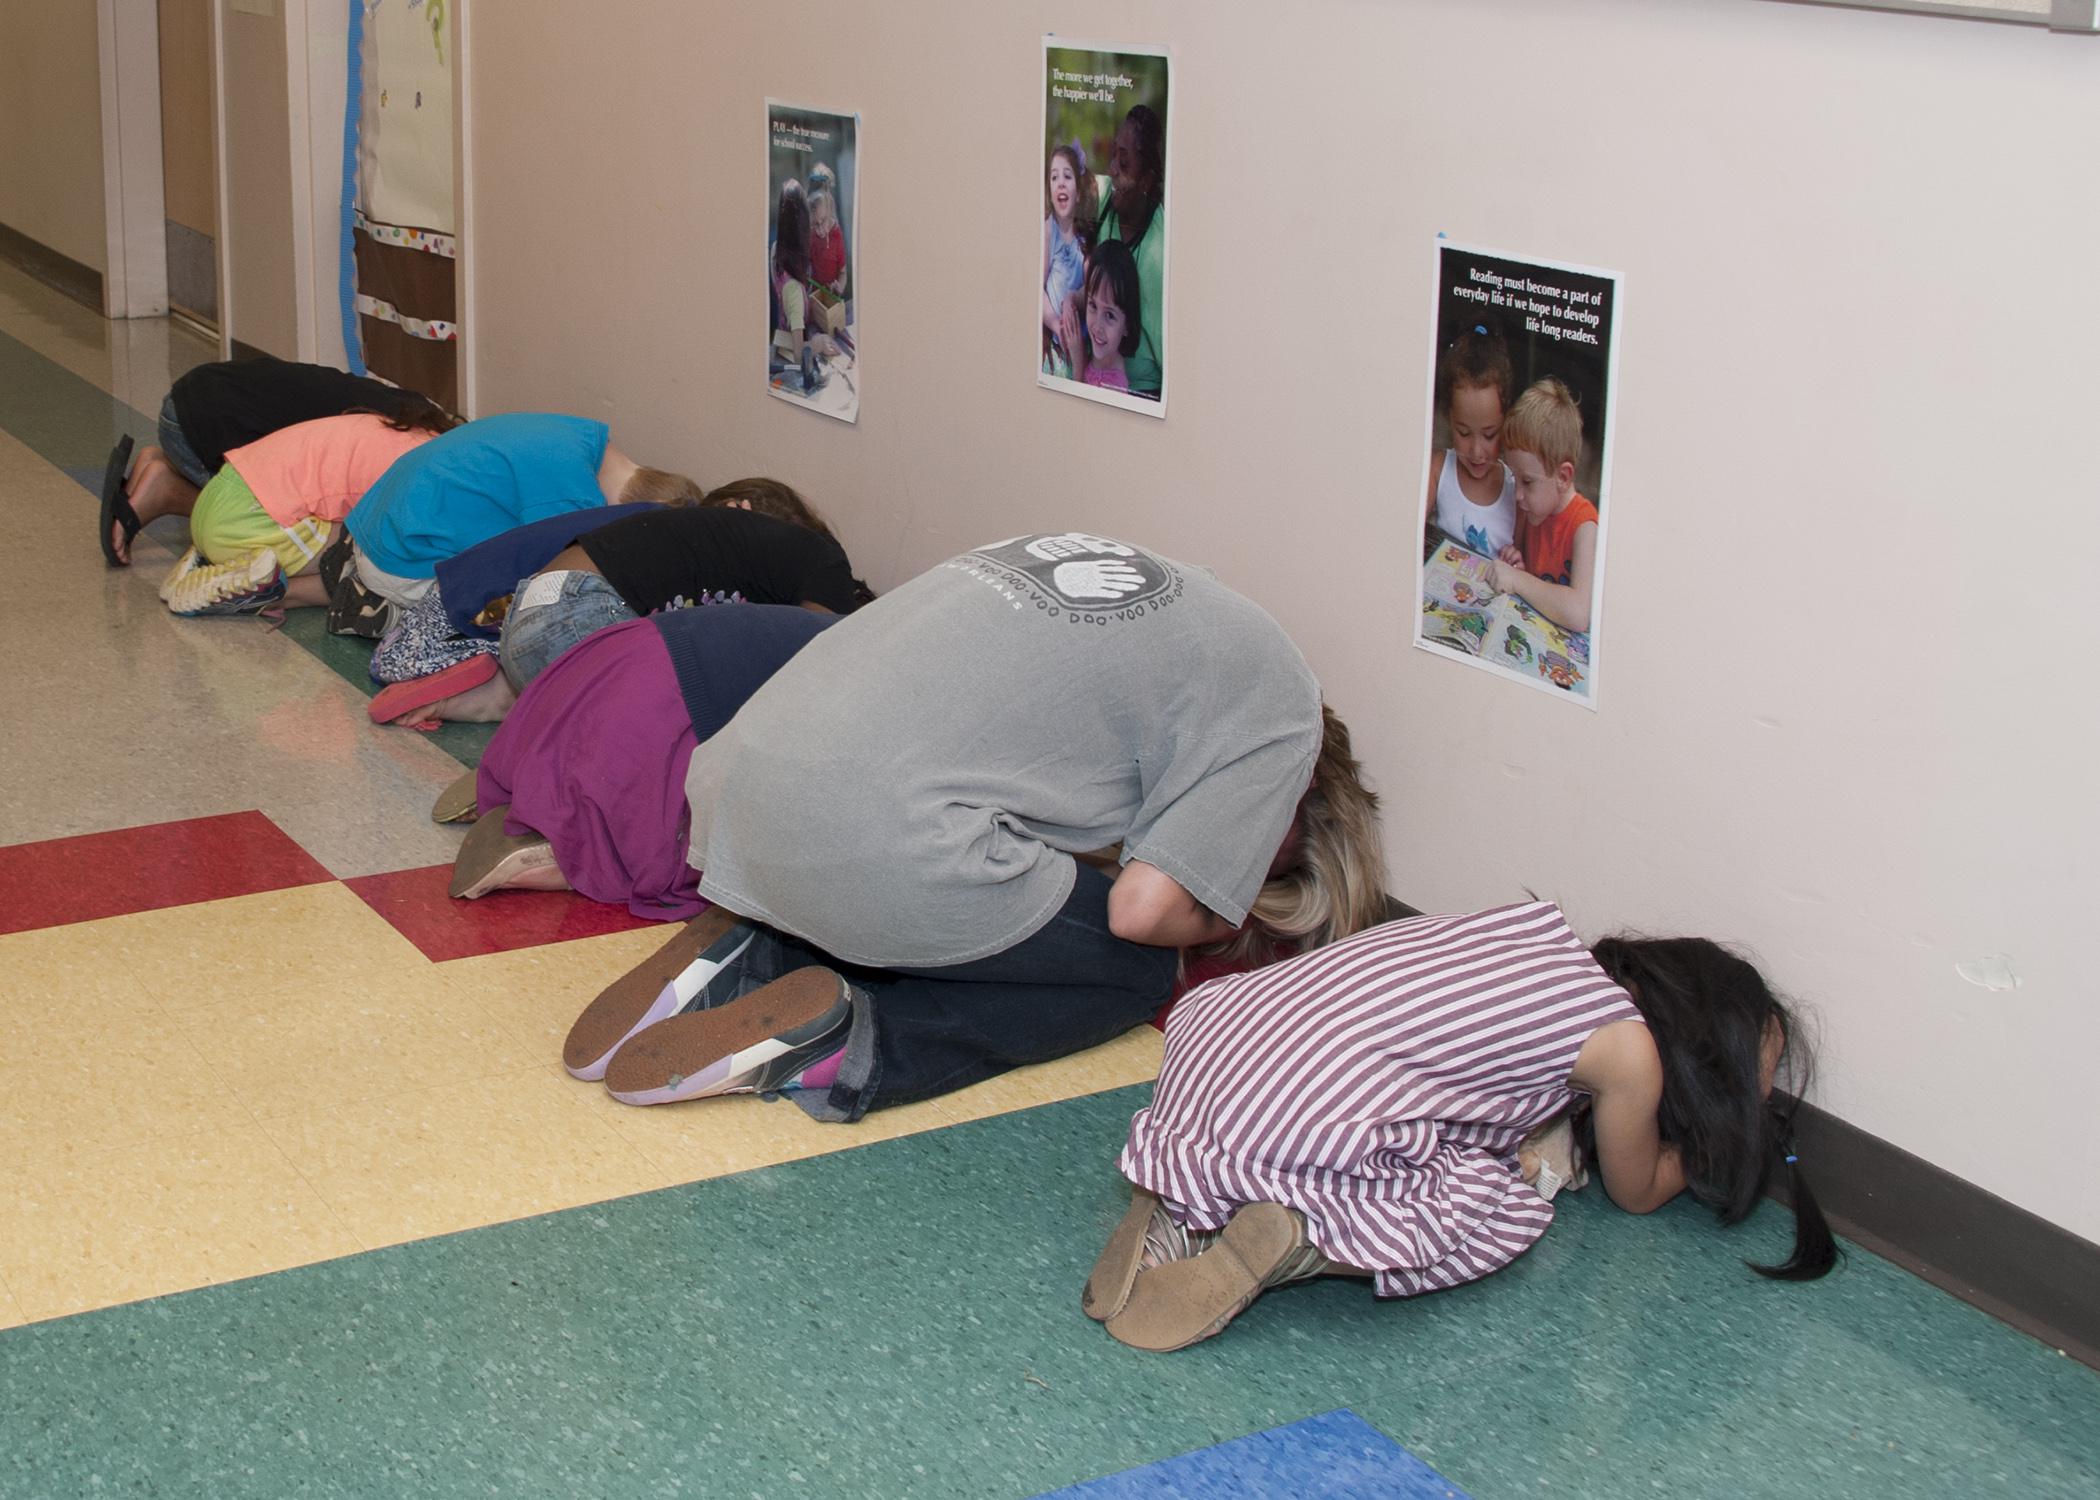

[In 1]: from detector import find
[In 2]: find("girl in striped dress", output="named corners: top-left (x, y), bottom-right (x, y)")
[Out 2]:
top-left (1085, 901), bottom-right (1835, 1351)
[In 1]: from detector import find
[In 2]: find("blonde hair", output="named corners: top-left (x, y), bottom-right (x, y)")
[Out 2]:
top-left (1501, 378), bottom-right (1584, 474)
top-left (620, 467), bottom-right (706, 507)
top-left (1205, 705), bottom-right (1388, 966)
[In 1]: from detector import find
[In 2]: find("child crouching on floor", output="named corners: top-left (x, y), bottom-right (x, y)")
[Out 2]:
top-left (1083, 902), bottom-right (1834, 1352)
top-left (155, 411), bottom-right (448, 617)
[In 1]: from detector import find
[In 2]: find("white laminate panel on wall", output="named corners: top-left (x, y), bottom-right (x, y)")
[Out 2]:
top-left (0, 4), bottom-right (107, 271)
top-left (458, 0), bottom-right (2100, 1243)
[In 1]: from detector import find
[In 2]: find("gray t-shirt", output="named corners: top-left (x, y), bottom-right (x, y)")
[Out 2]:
top-left (685, 533), bottom-right (1322, 968)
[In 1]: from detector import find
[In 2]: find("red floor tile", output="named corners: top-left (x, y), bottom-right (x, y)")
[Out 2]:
top-left (0, 812), bottom-right (333, 936)
top-left (345, 863), bottom-right (660, 962)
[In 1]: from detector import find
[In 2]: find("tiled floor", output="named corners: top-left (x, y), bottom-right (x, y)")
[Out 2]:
top-left (0, 259), bottom-right (2094, 1497)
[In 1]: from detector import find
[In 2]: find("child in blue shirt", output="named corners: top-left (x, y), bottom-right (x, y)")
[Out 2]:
top-left (345, 412), bottom-right (700, 606)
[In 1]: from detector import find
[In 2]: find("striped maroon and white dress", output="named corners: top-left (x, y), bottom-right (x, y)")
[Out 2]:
top-left (1120, 902), bottom-right (1642, 1298)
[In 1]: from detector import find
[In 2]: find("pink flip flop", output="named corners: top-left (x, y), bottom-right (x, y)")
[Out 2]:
top-left (368, 653), bottom-right (499, 725)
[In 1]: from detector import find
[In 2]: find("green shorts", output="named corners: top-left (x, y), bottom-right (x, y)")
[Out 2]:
top-left (189, 464), bottom-right (334, 573)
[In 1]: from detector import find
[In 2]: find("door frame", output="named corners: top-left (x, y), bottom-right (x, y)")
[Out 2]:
top-left (95, 0), bottom-right (170, 321)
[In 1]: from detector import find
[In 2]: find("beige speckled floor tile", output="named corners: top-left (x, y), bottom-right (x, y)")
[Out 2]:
top-left (0, 1127), bottom-right (362, 1323)
top-left (0, 425), bottom-right (468, 874)
top-left (929, 1025), bottom-right (1164, 1126)
top-left (261, 1065), bottom-right (672, 1250)
top-left (591, 1080), bottom-right (958, 1185)
top-left (0, 1282), bottom-right (24, 1330)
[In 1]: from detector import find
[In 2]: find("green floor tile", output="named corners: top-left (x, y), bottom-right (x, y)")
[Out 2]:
top-left (2, 1086), bottom-right (2094, 1499)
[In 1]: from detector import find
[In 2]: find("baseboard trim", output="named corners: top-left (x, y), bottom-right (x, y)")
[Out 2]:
top-left (1781, 1101), bottom-right (2099, 1369)
top-left (0, 221), bottom-right (103, 313)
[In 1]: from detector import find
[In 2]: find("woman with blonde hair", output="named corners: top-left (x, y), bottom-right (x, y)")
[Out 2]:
top-left (558, 532), bottom-right (1389, 1119)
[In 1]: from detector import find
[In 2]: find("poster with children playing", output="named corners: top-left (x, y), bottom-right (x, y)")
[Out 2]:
top-left (1039, 39), bottom-right (1170, 418)
top-left (766, 100), bottom-right (859, 423)
top-left (1413, 240), bottom-right (1620, 706)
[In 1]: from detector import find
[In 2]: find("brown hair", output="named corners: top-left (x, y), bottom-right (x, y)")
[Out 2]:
top-left (1045, 144), bottom-right (1098, 240)
top-left (1501, 377), bottom-right (1584, 473)
top-left (619, 467), bottom-right (706, 507)
top-left (701, 477), bottom-right (835, 540)
top-left (1206, 705), bottom-right (1388, 965)
top-left (350, 393), bottom-right (462, 436)
top-left (1433, 322), bottom-right (1514, 418)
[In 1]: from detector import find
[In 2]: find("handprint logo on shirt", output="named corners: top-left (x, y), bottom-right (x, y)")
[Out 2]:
top-left (1053, 558), bottom-right (1147, 599)
top-left (1025, 532), bottom-right (1134, 563)
top-left (972, 533), bottom-right (1179, 615)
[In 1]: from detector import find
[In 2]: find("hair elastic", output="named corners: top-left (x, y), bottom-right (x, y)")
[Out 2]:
top-left (1784, 1153), bottom-right (1799, 1165)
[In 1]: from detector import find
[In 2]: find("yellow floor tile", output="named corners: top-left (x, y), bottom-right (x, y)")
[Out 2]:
top-left (592, 1082), bottom-right (958, 1185)
top-left (261, 1064), bottom-right (671, 1250)
top-left (0, 1277), bottom-right (25, 1330)
top-left (0, 969), bottom-right (261, 1168)
top-left (931, 1026), bottom-right (1164, 1125)
top-left (440, 924), bottom-right (678, 1062)
top-left (0, 1127), bottom-right (363, 1323)
top-left (0, 916), bottom-right (143, 989)
top-left (96, 883), bottom-right (431, 1014)
top-left (169, 963), bottom-right (545, 1130)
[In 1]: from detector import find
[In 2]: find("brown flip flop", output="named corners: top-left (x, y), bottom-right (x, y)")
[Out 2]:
top-left (448, 805), bottom-right (561, 898)
top-left (562, 906), bottom-right (746, 1079)
top-left (431, 770), bottom-right (481, 824)
top-left (1105, 1202), bottom-right (1305, 1353)
top-left (1082, 1186), bottom-right (1162, 1322)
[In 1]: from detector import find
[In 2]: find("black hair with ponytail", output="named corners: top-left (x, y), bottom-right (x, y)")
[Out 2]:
top-left (1585, 936), bottom-right (1838, 1281)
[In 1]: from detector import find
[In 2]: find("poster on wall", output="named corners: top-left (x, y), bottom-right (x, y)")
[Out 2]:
top-left (360, 0), bottom-right (454, 236)
top-left (1413, 240), bottom-right (1620, 707)
top-left (1039, 38), bottom-right (1170, 417)
top-left (766, 100), bottom-right (860, 423)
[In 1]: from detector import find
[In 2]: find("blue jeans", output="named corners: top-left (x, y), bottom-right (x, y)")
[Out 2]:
top-left (498, 570), bottom-right (637, 690)
top-left (157, 394), bottom-right (212, 488)
top-left (706, 863), bottom-right (1181, 1123)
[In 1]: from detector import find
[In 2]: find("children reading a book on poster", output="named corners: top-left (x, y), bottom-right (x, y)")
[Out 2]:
top-left (1490, 378), bottom-right (1599, 634)
top-left (1042, 145), bottom-right (1095, 377)
top-left (1423, 323), bottom-right (1518, 558)
top-left (1072, 241), bottom-right (1142, 394)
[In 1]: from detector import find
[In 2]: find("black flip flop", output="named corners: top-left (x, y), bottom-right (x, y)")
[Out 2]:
top-left (99, 435), bottom-right (139, 567)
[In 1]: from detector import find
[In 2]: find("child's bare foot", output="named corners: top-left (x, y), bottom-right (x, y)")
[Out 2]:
top-left (392, 671), bottom-right (518, 729)
top-left (113, 450), bottom-right (201, 562)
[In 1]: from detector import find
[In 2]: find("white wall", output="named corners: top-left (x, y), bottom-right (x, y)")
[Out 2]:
top-left (0, 4), bottom-right (108, 270)
top-left (462, 0), bottom-right (2100, 1242)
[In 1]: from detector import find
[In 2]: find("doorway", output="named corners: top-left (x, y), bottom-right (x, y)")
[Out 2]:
top-left (156, 0), bottom-right (218, 334)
